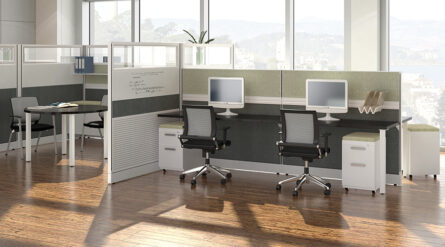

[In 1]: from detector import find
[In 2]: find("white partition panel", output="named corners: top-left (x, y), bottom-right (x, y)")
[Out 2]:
top-left (0, 45), bottom-right (19, 149)
top-left (21, 45), bottom-right (83, 88)
top-left (182, 44), bottom-right (234, 69)
top-left (108, 42), bottom-right (180, 184)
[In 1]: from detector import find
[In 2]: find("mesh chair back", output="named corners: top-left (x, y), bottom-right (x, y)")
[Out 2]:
top-left (99, 95), bottom-right (108, 119)
top-left (282, 110), bottom-right (319, 145)
top-left (183, 105), bottom-right (216, 138)
top-left (11, 97), bottom-right (41, 124)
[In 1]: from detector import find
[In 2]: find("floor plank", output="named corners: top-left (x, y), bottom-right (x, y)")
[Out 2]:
top-left (0, 140), bottom-right (444, 246)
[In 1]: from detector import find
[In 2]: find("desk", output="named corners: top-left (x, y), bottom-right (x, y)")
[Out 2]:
top-left (159, 110), bottom-right (401, 194)
top-left (24, 105), bottom-right (108, 167)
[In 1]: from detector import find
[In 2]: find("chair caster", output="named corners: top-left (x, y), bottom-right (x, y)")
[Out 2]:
top-left (276, 184), bottom-right (281, 190)
top-left (191, 179), bottom-right (196, 185)
top-left (179, 174), bottom-right (185, 180)
top-left (344, 188), bottom-right (349, 192)
top-left (409, 175), bottom-right (412, 180)
top-left (226, 173), bottom-right (232, 179)
top-left (221, 179), bottom-right (226, 185)
top-left (372, 190), bottom-right (376, 195)
top-left (434, 174), bottom-right (437, 180)
top-left (292, 190), bottom-right (298, 196)
top-left (326, 183), bottom-right (331, 189)
top-left (324, 189), bottom-right (331, 195)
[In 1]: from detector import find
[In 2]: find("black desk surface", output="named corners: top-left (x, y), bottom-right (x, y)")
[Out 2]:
top-left (25, 105), bottom-right (107, 115)
top-left (158, 110), bottom-right (402, 131)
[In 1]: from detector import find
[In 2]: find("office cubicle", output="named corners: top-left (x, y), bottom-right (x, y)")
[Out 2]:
top-left (0, 45), bottom-right (19, 151)
top-left (182, 69), bottom-right (402, 185)
top-left (107, 42), bottom-right (180, 183)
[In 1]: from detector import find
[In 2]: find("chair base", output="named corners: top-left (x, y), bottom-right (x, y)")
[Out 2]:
top-left (179, 153), bottom-right (231, 185)
top-left (276, 161), bottom-right (331, 196)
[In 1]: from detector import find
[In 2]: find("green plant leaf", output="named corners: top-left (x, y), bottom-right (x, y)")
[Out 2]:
top-left (183, 29), bottom-right (197, 43)
top-left (198, 31), bottom-right (207, 43)
top-left (205, 38), bottom-right (215, 44)
top-left (188, 39), bottom-right (197, 44)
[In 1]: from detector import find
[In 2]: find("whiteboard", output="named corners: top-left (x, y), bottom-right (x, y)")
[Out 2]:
top-left (112, 67), bottom-right (179, 101)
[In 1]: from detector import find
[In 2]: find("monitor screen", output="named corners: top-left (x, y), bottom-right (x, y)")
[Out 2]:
top-left (307, 80), bottom-right (347, 108)
top-left (209, 78), bottom-right (243, 103)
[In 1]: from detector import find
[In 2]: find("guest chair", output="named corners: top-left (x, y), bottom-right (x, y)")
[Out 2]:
top-left (6, 97), bottom-right (57, 156)
top-left (275, 110), bottom-right (331, 196)
top-left (80, 95), bottom-right (107, 152)
top-left (178, 105), bottom-right (232, 185)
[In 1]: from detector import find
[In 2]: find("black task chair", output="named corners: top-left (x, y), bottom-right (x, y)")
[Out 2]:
top-left (178, 105), bottom-right (232, 185)
top-left (275, 110), bottom-right (331, 196)
top-left (80, 95), bottom-right (107, 152)
top-left (6, 97), bottom-right (57, 156)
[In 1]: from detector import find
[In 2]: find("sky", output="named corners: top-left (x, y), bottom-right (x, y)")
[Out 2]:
top-left (391, 0), bottom-right (445, 21)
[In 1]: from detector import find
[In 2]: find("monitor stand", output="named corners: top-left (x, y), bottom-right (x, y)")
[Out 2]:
top-left (318, 113), bottom-right (340, 122)
top-left (217, 108), bottom-right (238, 116)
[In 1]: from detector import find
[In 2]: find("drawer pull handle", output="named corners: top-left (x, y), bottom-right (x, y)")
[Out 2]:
top-left (164, 133), bottom-right (176, 137)
top-left (350, 146), bottom-right (366, 151)
top-left (351, 163), bottom-right (366, 167)
top-left (164, 147), bottom-right (176, 151)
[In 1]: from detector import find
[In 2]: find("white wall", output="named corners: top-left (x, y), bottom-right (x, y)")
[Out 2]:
top-left (57, 0), bottom-right (81, 45)
top-left (35, 0), bottom-right (81, 45)
top-left (0, 0), bottom-right (36, 44)
top-left (35, 0), bottom-right (56, 44)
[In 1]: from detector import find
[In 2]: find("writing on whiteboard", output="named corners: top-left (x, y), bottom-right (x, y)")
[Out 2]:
top-left (129, 71), bottom-right (165, 95)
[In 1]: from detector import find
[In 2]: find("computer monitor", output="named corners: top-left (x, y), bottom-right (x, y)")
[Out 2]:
top-left (306, 79), bottom-right (348, 121)
top-left (208, 77), bottom-right (244, 116)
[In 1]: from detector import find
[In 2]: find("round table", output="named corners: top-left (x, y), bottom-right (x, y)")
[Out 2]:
top-left (24, 105), bottom-right (108, 167)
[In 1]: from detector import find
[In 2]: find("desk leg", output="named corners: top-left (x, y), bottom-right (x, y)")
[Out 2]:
top-left (380, 129), bottom-right (386, 194)
top-left (103, 111), bottom-right (108, 159)
top-left (62, 115), bottom-right (67, 155)
top-left (69, 114), bottom-right (75, 167)
top-left (25, 113), bottom-right (31, 162)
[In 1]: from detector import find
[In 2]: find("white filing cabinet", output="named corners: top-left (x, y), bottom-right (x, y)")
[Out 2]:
top-left (159, 122), bottom-right (201, 171)
top-left (342, 132), bottom-right (380, 192)
top-left (406, 124), bottom-right (440, 178)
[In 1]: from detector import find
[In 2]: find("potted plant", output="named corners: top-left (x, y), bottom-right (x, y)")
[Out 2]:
top-left (183, 30), bottom-right (214, 65)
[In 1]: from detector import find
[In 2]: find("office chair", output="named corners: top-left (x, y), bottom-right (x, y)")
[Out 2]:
top-left (6, 97), bottom-right (57, 156)
top-left (80, 95), bottom-right (107, 152)
top-left (275, 110), bottom-right (331, 196)
top-left (178, 105), bottom-right (232, 185)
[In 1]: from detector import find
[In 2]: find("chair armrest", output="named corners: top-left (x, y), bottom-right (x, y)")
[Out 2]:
top-left (10, 115), bottom-right (22, 119)
top-left (276, 142), bottom-right (318, 149)
top-left (321, 133), bottom-right (331, 157)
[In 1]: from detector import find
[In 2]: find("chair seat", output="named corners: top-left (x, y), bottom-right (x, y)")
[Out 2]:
top-left (84, 120), bottom-right (104, 129)
top-left (280, 146), bottom-right (330, 159)
top-left (11, 123), bottom-right (54, 132)
top-left (182, 139), bottom-right (231, 151)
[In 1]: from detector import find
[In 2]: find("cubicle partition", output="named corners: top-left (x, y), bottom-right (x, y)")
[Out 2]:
top-left (20, 45), bottom-right (84, 140)
top-left (0, 45), bottom-right (19, 150)
top-left (107, 43), bottom-right (180, 183)
top-left (182, 69), bottom-right (402, 184)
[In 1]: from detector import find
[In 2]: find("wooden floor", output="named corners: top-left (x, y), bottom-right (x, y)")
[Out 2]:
top-left (1, 140), bottom-right (445, 247)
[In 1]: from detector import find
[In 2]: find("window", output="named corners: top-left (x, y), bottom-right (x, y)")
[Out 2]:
top-left (294, 0), bottom-right (344, 70)
top-left (209, 0), bottom-right (286, 70)
top-left (390, 0), bottom-right (445, 144)
top-left (90, 0), bottom-right (132, 44)
top-left (140, 0), bottom-right (200, 43)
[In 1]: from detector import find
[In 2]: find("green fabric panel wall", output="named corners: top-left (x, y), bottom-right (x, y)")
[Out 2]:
top-left (282, 70), bottom-right (401, 101)
top-left (183, 69), bottom-right (281, 97)
top-left (85, 64), bottom-right (108, 84)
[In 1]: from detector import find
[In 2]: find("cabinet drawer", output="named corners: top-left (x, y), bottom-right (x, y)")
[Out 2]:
top-left (342, 141), bottom-right (375, 162)
top-left (159, 145), bottom-right (183, 171)
top-left (159, 128), bottom-right (182, 147)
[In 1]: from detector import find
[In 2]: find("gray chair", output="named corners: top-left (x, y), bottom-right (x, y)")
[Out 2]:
top-left (80, 95), bottom-right (107, 152)
top-left (178, 105), bottom-right (232, 185)
top-left (6, 97), bottom-right (57, 156)
top-left (275, 110), bottom-right (331, 196)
